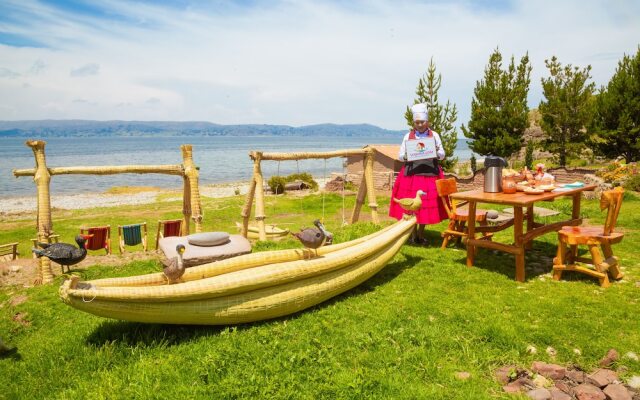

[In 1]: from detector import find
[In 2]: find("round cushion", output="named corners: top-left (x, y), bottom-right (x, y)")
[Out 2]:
top-left (187, 232), bottom-right (230, 247)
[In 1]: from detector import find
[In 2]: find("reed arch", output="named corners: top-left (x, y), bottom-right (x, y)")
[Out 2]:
top-left (240, 146), bottom-right (379, 241)
top-left (13, 140), bottom-right (203, 284)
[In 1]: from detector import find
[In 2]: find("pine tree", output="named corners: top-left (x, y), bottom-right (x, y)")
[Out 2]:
top-left (461, 49), bottom-right (532, 159)
top-left (524, 140), bottom-right (534, 170)
top-left (591, 47), bottom-right (640, 163)
top-left (538, 56), bottom-right (595, 166)
top-left (404, 58), bottom-right (458, 171)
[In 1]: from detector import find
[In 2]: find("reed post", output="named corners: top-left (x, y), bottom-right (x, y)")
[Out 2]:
top-left (240, 176), bottom-right (257, 238)
top-left (27, 140), bottom-right (54, 284)
top-left (363, 147), bottom-right (379, 224)
top-left (350, 175), bottom-right (367, 224)
top-left (181, 145), bottom-right (202, 233)
top-left (251, 152), bottom-right (267, 241)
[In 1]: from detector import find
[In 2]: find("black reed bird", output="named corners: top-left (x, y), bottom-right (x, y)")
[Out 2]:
top-left (32, 235), bottom-right (88, 273)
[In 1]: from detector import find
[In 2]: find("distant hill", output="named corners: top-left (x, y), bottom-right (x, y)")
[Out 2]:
top-left (0, 120), bottom-right (405, 137)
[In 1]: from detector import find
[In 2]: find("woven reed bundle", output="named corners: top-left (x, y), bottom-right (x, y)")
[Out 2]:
top-left (245, 225), bottom-right (289, 240)
top-left (250, 149), bottom-right (368, 161)
top-left (85, 222), bottom-right (400, 288)
top-left (13, 164), bottom-right (185, 177)
top-left (60, 218), bottom-right (413, 324)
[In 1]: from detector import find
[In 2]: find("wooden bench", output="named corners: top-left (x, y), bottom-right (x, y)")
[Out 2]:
top-left (0, 242), bottom-right (19, 262)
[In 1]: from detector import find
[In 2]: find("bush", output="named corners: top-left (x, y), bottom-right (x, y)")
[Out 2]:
top-left (624, 174), bottom-right (640, 192)
top-left (286, 172), bottom-right (318, 191)
top-left (267, 173), bottom-right (319, 194)
top-left (268, 176), bottom-right (287, 194)
top-left (470, 155), bottom-right (477, 174)
top-left (524, 141), bottom-right (534, 170)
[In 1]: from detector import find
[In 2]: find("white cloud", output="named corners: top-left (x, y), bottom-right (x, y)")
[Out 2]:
top-left (0, 0), bottom-right (638, 129)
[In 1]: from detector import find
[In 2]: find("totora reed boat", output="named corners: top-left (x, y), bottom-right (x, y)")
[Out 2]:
top-left (60, 217), bottom-right (416, 325)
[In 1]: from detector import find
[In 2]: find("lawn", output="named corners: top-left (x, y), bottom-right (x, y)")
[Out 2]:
top-left (1, 191), bottom-right (639, 399)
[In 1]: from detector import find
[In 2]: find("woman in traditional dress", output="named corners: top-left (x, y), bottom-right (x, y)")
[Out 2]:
top-left (388, 103), bottom-right (448, 244)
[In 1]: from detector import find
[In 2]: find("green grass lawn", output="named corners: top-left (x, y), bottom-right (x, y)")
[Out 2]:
top-left (1, 192), bottom-right (639, 399)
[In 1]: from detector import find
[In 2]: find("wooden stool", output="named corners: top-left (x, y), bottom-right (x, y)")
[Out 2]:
top-left (553, 187), bottom-right (624, 287)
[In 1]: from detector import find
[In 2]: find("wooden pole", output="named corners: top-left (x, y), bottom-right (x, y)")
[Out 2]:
top-left (251, 152), bottom-right (267, 241)
top-left (26, 140), bottom-right (54, 285)
top-left (182, 145), bottom-right (202, 233)
top-left (253, 149), bottom-right (367, 161)
top-left (14, 164), bottom-right (184, 177)
top-left (363, 147), bottom-right (379, 224)
top-left (240, 177), bottom-right (257, 238)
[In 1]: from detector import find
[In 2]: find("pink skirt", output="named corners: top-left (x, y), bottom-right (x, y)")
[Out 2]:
top-left (389, 166), bottom-right (448, 225)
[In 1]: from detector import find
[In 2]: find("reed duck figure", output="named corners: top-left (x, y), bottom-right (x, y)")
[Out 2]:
top-left (32, 235), bottom-right (87, 272)
top-left (162, 244), bottom-right (186, 284)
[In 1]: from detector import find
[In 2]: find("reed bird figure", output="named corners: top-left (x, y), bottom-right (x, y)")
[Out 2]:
top-left (292, 222), bottom-right (327, 259)
top-left (313, 219), bottom-right (333, 246)
top-left (161, 244), bottom-right (186, 284)
top-left (32, 235), bottom-right (87, 273)
top-left (393, 190), bottom-right (425, 213)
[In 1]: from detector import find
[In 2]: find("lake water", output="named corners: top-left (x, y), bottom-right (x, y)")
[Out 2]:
top-left (0, 135), bottom-right (472, 198)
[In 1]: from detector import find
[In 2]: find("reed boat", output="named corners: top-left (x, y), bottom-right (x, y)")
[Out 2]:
top-left (60, 217), bottom-right (416, 325)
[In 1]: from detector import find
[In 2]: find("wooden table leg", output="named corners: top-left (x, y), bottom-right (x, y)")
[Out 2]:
top-left (466, 201), bottom-right (477, 267)
top-left (572, 193), bottom-right (581, 219)
top-left (525, 204), bottom-right (534, 250)
top-left (514, 206), bottom-right (525, 282)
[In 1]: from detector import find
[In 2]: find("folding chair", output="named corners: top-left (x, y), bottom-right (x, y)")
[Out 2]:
top-left (553, 187), bottom-right (625, 287)
top-left (0, 242), bottom-right (19, 262)
top-left (80, 225), bottom-right (111, 255)
top-left (156, 219), bottom-right (183, 249)
top-left (118, 222), bottom-right (148, 254)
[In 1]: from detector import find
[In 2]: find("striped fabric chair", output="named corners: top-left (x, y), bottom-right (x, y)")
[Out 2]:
top-left (155, 219), bottom-right (183, 249)
top-left (118, 222), bottom-right (148, 254)
top-left (80, 225), bottom-right (111, 255)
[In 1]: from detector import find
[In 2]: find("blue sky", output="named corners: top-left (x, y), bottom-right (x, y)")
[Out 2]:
top-left (0, 0), bottom-right (638, 129)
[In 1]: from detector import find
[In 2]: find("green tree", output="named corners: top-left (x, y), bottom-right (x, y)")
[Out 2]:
top-left (461, 49), bottom-right (532, 159)
top-left (404, 58), bottom-right (458, 171)
top-left (524, 140), bottom-right (534, 170)
top-left (538, 56), bottom-right (595, 166)
top-left (591, 47), bottom-right (640, 163)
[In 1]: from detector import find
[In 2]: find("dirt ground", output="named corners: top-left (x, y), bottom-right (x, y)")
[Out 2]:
top-left (0, 251), bottom-right (162, 288)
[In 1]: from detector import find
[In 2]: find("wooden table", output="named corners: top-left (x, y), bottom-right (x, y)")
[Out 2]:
top-left (450, 185), bottom-right (596, 282)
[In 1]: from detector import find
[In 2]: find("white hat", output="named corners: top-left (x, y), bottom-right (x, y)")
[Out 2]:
top-left (411, 103), bottom-right (428, 121)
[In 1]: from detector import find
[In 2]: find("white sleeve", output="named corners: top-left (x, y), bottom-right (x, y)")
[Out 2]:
top-left (433, 132), bottom-right (445, 160)
top-left (398, 132), bottom-right (411, 160)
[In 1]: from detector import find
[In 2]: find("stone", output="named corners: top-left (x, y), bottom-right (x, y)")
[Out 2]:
top-left (549, 387), bottom-right (573, 400)
top-left (455, 371), bottom-right (471, 380)
top-left (495, 365), bottom-right (516, 384)
top-left (527, 388), bottom-right (552, 400)
top-left (623, 352), bottom-right (639, 362)
top-left (600, 349), bottom-right (620, 367)
top-left (504, 378), bottom-right (534, 393)
top-left (627, 376), bottom-right (640, 390)
top-left (533, 374), bottom-right (552, 388)
top-left (573, 383), bottom-right (606, 400)
top-left (567, 369), bottom-right (587, 384)
top-left (588, 369), bottom-right (619, 388)
top-left (603, 384), bottom-right (632, 400)
top-left (532, 361), bottom-right (567, 380)
top-left (555, 380), bottom-right (572, 394)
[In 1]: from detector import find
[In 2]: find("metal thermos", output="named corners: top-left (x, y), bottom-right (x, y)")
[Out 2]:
top-left (484, 156), bottom-right (507, 193)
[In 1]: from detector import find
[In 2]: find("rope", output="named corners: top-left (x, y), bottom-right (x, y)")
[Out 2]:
top-left (342, 158), bottom-right (347, 226)
top-left (321, 158), bottom-right (326, 222)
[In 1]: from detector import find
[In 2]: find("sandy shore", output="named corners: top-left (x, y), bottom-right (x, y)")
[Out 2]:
top-left (0, 179), bottom-right (330, 215)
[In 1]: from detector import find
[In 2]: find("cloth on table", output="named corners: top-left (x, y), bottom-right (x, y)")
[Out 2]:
top-left (159, 234), bottom-right (252, 267)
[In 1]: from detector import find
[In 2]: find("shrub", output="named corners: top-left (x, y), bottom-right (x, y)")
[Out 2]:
top-left (286, 172), bottom-right (318, 191)
top-left (470, 154), bottom-right (477, 174)
top-left (268, 176), bottom-right (287, 194)
top-left (524, 141), bottom-right (534, 170)
top-left (624, 174), bottom-right (640, 192)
